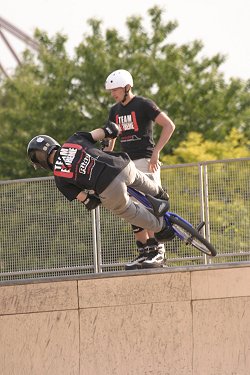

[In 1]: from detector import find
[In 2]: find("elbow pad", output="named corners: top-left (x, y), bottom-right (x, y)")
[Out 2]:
top-left (102, 121), bottom-right (119, 139)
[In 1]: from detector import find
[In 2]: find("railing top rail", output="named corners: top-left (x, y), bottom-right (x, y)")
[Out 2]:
top-left (161, 157), bottom-right (250, 170)
top-left (0, 176), bottom-right (54, 186)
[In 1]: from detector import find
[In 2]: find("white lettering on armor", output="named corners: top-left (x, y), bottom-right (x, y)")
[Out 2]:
top-left (59, 147), bottom-right (78, 165)
top-left (79, 153), bottom-right (93, 175)
top-left (79, 153), bottom-right (95, 180)
top-left (54, 147), bottom-right (78, 172)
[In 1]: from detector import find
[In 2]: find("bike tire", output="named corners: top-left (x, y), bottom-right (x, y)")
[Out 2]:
top-left (168, 215), bottom-right (217, 257)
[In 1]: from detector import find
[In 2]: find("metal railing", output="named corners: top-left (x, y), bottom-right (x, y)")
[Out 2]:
top-left (0, 158), bottom-right (249, 282)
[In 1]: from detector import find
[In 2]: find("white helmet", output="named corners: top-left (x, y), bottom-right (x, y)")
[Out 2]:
top-left (105, 69), bottom-right (133, 90)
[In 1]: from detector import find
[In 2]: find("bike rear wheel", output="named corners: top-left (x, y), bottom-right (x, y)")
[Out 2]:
top-left (168, 215), bottom-right (217, 257)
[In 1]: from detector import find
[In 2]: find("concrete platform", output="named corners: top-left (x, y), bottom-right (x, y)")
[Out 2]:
top-left (1, 262), bottom-right (250, 375)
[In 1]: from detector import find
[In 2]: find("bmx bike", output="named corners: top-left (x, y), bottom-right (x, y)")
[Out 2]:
top-left (127, 186), bottom-right (217, 257)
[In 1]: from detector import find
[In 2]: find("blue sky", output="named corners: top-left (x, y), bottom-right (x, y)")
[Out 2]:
top-left (1, 0), bottom-right (249, 80)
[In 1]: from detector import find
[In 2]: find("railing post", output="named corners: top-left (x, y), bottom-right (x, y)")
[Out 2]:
top-left (95, 206), bottom-right (103, 273)
top-left (91, 209), bottom-right (99, 273)
top-left (198, 164), bottom-right (207, 264)
top-left (203, 164), bottom-right (212, 264)
top-left (203, 165), bottom-right (211, 242)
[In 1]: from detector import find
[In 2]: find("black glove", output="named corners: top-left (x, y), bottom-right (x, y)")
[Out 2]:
top-left (102, 120), bottom-right (119, 139)
top-left (82, 193), bottom-right (101, 211)
top-left (100, 138), bottom-right (110, 150)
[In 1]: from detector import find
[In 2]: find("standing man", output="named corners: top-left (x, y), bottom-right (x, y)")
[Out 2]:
top-left (105, 69), bottom-right (175, 270)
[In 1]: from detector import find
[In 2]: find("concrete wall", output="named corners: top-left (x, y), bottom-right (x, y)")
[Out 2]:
top-left (0, 264), bottom-right (250, 375)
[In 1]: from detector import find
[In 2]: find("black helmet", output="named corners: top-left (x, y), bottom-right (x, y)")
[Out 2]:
top-left (27, 135), bottom-right (60, 170)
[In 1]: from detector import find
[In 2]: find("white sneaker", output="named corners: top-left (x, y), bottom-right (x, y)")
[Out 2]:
top-left (125, 241), bottom-right (147, 270)
top-left (141, 238), bottom-right (165, 268)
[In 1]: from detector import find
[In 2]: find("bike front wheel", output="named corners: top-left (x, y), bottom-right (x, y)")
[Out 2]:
top-left (168, 215), bottom-right (217, 257)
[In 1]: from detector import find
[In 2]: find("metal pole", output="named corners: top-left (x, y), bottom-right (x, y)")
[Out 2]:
top-left (95, 206), bottom-right (103, 273)
top-left (0, 29), bottom-right (21, 65)
top-left (0, 16), bottom-right (39, 50)
top-left (198, 164), bottom-right (207, 264)
top-left (203, 164), bottom-right (212, 264)
top-left (91, 209), bottom-right (99, 273)
top-left (203, 165), bottom-right (211, 242)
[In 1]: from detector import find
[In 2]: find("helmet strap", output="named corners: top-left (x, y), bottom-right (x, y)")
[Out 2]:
top-left (121, 85), bottom-right (130, 103)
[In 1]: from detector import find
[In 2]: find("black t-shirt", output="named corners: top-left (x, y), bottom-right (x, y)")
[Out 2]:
top-left (53, 132), bottom-right (130, 201)
top-left (108, 96), bottom-right (161, 160)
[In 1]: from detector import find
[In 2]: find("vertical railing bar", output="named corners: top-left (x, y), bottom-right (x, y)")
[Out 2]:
top-left (198, 164), bottom-right (207, 265)
top-left (95, 206), bottom-right (103, 273)
top-left (91, 209), bottom-right (99, 273)
top-left (203, 165), bottom-right (211, 242)
top-left (203, 164), bottom-right (212, 264)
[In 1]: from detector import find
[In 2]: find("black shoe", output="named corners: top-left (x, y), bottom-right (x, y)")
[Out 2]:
top-left (141, 238), bottom-right (165, 268)
top-left (125, 241), bottom-right (148, 270)
top-left (146, 195), bottom-right (170, 217)
top-left (141, 250), bottom-right (165, 268)
top-left (155, 187), bottom-right (169, 201)
top-left (154, 223), bottom-right (175, 242)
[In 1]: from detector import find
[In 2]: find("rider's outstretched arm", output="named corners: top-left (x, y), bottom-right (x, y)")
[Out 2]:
top-left (90, 128), bottom-right (106, 141)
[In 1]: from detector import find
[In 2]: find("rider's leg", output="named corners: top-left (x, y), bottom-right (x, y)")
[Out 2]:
top-left (129, 159), bottom-right (168, 268)
top-left (100, 162), bottom-right (167, 232)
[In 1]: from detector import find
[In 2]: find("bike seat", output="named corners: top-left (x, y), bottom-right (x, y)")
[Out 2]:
top-left (146, 194), bottom-right (170, 217)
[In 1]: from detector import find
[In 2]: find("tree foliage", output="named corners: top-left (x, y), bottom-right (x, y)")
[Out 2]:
top-left (162, 128), bottom-right (250, 164)
top-left (0, 6), bottom-right (249, 179)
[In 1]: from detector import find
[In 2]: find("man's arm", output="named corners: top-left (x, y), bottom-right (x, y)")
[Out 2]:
top-left (150, 112), bottom-right (175, 172)
top-left (90, 128), bottom-right (106, 142)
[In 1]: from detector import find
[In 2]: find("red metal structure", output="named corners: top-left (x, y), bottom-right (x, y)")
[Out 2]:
top-left (0, 16), bottom-right (39, 78)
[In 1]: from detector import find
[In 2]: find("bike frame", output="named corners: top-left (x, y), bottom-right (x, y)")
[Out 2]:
top-left (127, 186), bottom-right (195, 239)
